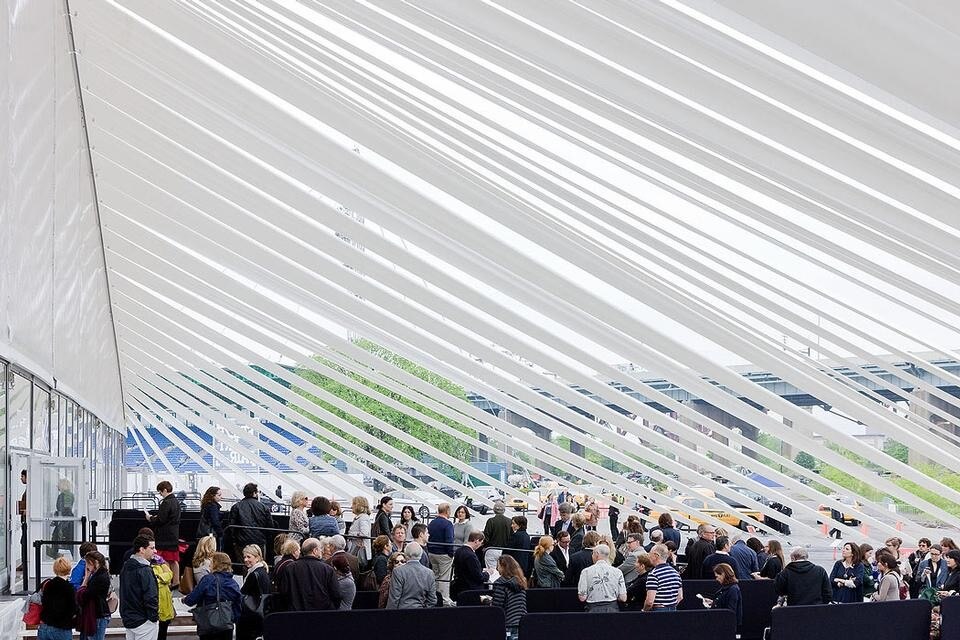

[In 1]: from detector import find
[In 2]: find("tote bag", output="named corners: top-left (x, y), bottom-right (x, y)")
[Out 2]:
top-left (192, 577), bottom-right (234, 635)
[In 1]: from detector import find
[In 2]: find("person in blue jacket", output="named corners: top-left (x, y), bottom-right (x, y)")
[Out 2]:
top-left (830, 542), bottom-right (865, 602)
top-left (705, 563), bottom-right (742, 626)
top-left (183, 552), bottom-right (243, 640)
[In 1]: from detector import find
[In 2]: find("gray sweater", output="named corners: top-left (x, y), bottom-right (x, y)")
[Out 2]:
top-left (874, 571), bottom-right (901, 602)
top-left (386, 560), bottom-right (437, 609)
top-left (453, 520), bottom-right (475, 546)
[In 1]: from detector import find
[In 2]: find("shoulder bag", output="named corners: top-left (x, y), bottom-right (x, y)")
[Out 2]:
top-left (192, 577), bottom-right (234, 634)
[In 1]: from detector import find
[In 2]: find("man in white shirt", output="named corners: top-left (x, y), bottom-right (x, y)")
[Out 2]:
top-left (577, 544), bottom-right (627, 612)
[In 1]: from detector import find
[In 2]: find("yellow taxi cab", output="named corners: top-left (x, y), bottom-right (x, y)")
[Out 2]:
top-left (817, 495), bottom-right (863, 526)
top-left (650, 495), bottom-right (763, 531)
top-left (508, 496), bottom-right (528, 512)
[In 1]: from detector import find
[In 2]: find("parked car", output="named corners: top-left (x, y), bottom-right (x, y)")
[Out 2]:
top-left (384, 489), bottom-right (447, 520)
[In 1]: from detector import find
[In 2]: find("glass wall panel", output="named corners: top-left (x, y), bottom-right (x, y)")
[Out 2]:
top-left (49, 395), bottom-right (60, 457)
top-left (32, 387), bottom-right (50, 453)
top-left (7, 373), bottom-right (31, 449)
top-left (0, 363), bottom-right (7, 579)
top-left (63, 400), bottom-right (74, 457)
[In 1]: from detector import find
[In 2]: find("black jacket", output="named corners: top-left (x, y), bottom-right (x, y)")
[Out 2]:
top-left (40, 577), bottom-right (77, 629)
top-left (276, 556), bottom-right (341, 611)
top-left (562, 548), bottom-right (594, 587)
top-left (683, 538), bottom-right (715, 579)
top-left (373, 509), bottom-right (392, 538)
top-left (229, 498), bottom-right (276, 546)
top-left (150, 494), bottom-right (182, 550)
top-left (120, 556), bottom-right (159, 628)
top-left (550, 546), bottom-right (569, 573)
top-left (200, 502), bottom-right (225, 538)
top-left (239, 565), bottom-right (272, 634)
top-left (551, 518), bottom-right (574, 538)
top-left (451, 545), bottom-right (486, 599)
top-left (79, 567), bottom-right (112, 619)
top-left (775, 560), bottom-right (831, 605)
top-left (506, 530), bottom-right (531, 575)
top-left (569, 527), bottom-right (585, 554)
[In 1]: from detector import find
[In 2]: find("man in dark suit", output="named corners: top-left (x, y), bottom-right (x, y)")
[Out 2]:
top-left (451, 531), bottom-right (488, 600)
top-left (277, 537), bottom-right (341, 610)
top-left (563, 531), bottom-right (600, 587)
top-left (682, 524), bottom-right (716, 579)
top-left (551, 502), bottom-right (575, 538)
top-left (551, 530), bottom-right (571, 573)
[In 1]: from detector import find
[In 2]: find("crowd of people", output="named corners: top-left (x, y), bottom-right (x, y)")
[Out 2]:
top-left (31, 480), bottom-right (960, 640)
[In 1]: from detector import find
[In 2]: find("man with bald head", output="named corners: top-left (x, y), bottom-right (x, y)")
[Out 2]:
top-left (277, 537), bottom-right (341, 611)
top-left (578, 544), bottom-right (627, 612)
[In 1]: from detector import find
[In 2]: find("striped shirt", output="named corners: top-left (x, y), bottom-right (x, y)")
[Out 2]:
top-left (647, 563), bottom-right (682, 608)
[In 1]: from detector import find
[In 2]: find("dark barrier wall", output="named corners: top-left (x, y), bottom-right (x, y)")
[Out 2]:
top-left (264, 607), bottom-right (505, 640)
top-left (520, 609), bottom-right (736, 640)
top-left (526, 588), bottom-right (584, 613)
top-left (457, 589), bottom-right (489, 606)
top-left (679, 578), bottom-right (777, 640)
top-left (771, 600), bottom-right (931, 640)
top-left (941, 595), bottom-right (960, 640)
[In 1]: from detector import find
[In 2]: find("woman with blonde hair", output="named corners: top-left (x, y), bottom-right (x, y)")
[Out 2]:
top-left (288, 491), bottom-right (310, 542)
top-left (192, 534), bottom-right (218, 583)
top-left (38, 557), bottom-right (76, 640)
top-left (238, 545), bottom-right (271, 640)
top-left (533, 536), bottom-right (564, 588)
top-left (349, 496), bottom-right (372, 565)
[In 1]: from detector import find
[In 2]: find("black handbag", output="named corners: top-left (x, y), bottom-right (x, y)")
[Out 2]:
top-left (192, 577), bottom-right (234, 635)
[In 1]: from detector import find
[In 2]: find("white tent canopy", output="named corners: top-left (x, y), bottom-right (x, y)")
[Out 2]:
top-left (3, 0), bottom-right (960, 540)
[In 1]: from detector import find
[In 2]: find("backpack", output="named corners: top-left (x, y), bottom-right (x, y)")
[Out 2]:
top-left (898, 575), bottom-right (909, 600)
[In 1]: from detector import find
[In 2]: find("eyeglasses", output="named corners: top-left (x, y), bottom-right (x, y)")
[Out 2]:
top-left (395, 560), bottom-right (406, 565)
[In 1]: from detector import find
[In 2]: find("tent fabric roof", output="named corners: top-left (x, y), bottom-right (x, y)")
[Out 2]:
top-left (21, 0), bottom-right (958, 537)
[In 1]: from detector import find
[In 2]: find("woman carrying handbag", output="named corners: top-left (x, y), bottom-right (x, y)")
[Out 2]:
top-left (183, 553), bottom-right (242, 640)
top-left (238, 545), bottom-right (272, 640)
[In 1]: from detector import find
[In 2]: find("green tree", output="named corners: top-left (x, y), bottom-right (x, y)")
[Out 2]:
top-left (883, 439), bottom-right (909, 464)
top-left (794, 451), bottom-right (818, 471)
top-left (289, 340), bottom-right (477, 477)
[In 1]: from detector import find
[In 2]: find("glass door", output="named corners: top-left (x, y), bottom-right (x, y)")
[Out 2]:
top-left (9, 450), bottom-right (31, 593)
top-left (27, 456), bottom-right (88, 582)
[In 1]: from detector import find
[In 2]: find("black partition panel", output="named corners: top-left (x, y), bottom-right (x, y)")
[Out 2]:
top-left (941, 595), bottom-right (960, 640)
top-left (526, 588), bottom-right (584, 612)
top-left (457, 589), bottom-right (490, 606)
top-left (265, 607), bottom-right (505, 640)
top-left (679, 578), bottom-right (777, 639)
top-left (520, 610), bottom-right (736, 640)
top-left (771, 600), bottom-right (931, 640)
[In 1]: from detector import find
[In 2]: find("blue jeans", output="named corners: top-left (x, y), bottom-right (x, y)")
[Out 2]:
top-left (38, 624), bottom-right (73, 640)
top-left (81, 616), bottom-right (111, 640)
top-left (652, 605), bottom-right (677, 611)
